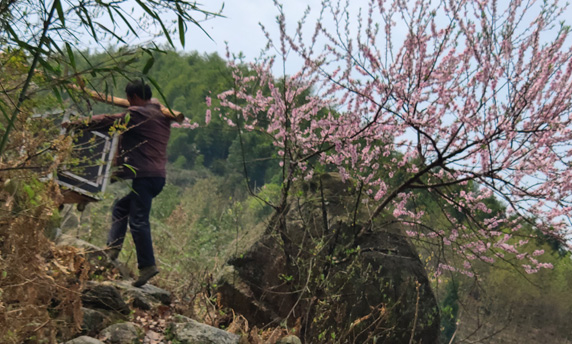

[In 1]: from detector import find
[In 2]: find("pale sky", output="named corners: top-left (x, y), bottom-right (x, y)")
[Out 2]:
top-left (178, 0), bottom-right (572, 72)
top-left (182, 0), bottom-right (325, 60)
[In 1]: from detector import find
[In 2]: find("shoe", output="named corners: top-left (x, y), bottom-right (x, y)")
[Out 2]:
top-left (132, 265), bottom-right (159, 287)
top-left (105, 247), bottom-right (121, 261)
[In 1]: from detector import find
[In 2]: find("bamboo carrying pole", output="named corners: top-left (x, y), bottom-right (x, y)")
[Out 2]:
top-left (83, 88), bottom-right (185, 123)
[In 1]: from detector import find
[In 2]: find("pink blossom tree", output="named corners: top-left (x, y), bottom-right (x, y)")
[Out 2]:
top-left (211, 0), bottom-right (572, 276)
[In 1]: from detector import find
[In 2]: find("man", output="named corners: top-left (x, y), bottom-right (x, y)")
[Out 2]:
top-left (75, 80), bottom-right (171, 287)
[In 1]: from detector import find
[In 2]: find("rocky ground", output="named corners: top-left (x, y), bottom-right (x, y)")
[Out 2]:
top-left (57, 234), bottom-right (301, 344)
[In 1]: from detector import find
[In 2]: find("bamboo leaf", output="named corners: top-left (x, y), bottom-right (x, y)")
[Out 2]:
top-left (37, 56), bottom-right (58, 75)
top-left (106, 6), bottom-right (116, 26)
top-left (133, 1), bottom-right (172, 46)
top-left (52, 86), bottom-right (63, 104)
top-left (54, 0), bottom-right (65, 26)
top-left (112, 6), bottom-right (139, 38)
top-left (142, 56), bottom-right (155, 75)
top-left (81, 7), bottom-right (97, 40)
top-left (146, 76), bottom-right (168, 107)
top-left (49, 37), bottom-right (65, 56)
top-left (178, 15), bottom-right (185, 47)
top-left (5, 25), bottom-right (49, 55)
top-left (96, 22), bottom-right (126, 43)
top-left (158, 17), bottom-right (173, 47)
top-left (65, 43), bottom-right (75, 69)
top-left (135, 0), bottom-right (157, 19)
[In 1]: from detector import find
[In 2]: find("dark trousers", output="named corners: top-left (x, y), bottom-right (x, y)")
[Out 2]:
top-left (107, 177), bottom-right (165, 269)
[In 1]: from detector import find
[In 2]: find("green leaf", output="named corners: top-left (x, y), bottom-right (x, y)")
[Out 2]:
top-left (113, 6), bottom-right (139, 38)
top-left (65, 43), bottom-right (75, 69)
top-left (178, 15), bottom-right (186, 47)
top-left (135, 0), bottom-right (158, 19)
top-left (37, 57), bottom-right (58, 74)
top-left (123, 164), bottom-right (137, 175)
top-left (96, 22), bottom-right (126, 43)
top-left (81, 7), bottom-right (97, 40)
top-left (48, 37), bottom-right (66, 57)
top-left (146, 76), bottom-right (169, 106)
top-left (52, 86), bottom-right (63, 104)
top-left (54, 0), bottom-right (65, 26)
top-left (142, 56), bottom-right (155, 75)
top-left (23, 184), bottom-right (35, 199)
top-left (158, 17), bottom-right (174, 47)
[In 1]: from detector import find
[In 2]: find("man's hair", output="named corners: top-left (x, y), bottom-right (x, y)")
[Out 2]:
top-left (125, 80), bottom-right (152, 100)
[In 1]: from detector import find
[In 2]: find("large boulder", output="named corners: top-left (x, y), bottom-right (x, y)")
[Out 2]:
top-left (216, 173), bottom-right (440, 343)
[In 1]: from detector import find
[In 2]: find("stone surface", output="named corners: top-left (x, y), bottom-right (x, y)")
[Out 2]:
top-left (64, 336), bottom-right (105, 344)
top-left (168, 316), bottom-right (240, 344)
top-left (276, 335), bottom-right (302, 344)
top-left (112, 281), bottom-right (153, 310)
top-left (81, 281), bottom-right (130, 315)
top-left (216, 173), bottom-right (440, 343)
top-left (112, 280), bottom-right (171, 307)
top-left (99, 322), bottom-right (142, 344)
top-left (138, 283), bottom-right (172, 305)
top-left (81, 307), bottom-right (109, 336)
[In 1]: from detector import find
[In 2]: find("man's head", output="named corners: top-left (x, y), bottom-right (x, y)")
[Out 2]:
top-left (125, 80), bottom-right (152, 105)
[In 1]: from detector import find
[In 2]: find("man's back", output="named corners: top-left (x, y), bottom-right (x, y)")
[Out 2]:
top-left (116, 103), bottom-right (171, 179)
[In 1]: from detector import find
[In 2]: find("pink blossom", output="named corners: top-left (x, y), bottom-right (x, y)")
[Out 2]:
top-left (213, 0), bottom-right (572, 278)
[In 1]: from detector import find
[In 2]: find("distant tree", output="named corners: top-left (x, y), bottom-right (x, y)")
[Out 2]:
top-left (212, 0), bottom-right (572, 276)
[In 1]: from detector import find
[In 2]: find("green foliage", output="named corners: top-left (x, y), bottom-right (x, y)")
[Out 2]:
top-left (151, 183), bottom-right (181, 220)
top-left (245, 183), bottom-right (281, 218)
top-left (227, 130), bottom-right (281, 188)
top-left (439, 281), bottom-right (459, 343)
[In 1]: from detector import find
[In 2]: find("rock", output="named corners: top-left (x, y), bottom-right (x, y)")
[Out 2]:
top-left (64, 336), bottom-right (105, 344)
top-left (112, 280), bottom-right (171, 308)
top-left (216, 173), bottom-right (440, 343)
top-left (276, 335), bottom-right (302, 344)
top-left (81, 308), bottom-right (109, 336)
top-left (112, 281), bottom-right (153, 310)
top-left (216, 265), bottom-right (279, 326)
top-left (81, 281), bottom-right (130, 315)
top-left (167, 316), bottom-right (240, 344)
top-left (99, 322), bottom-right (142, 344)
top-left (138, 283), bottom-right (171, 305)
